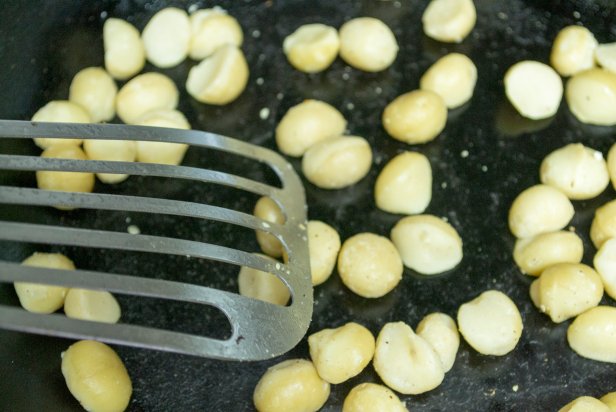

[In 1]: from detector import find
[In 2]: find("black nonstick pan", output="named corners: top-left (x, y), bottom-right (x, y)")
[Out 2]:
top-left (2, 0), bottom-right (616, 410)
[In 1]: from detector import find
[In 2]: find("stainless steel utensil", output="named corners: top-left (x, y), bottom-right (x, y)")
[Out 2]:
top-left (0, 119), bottom-right (312, 361)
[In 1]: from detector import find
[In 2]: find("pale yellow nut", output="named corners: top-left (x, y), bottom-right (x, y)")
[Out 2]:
top-left (186, 44), bottom-right (249, 105)
top-left (382, 90), bottom-right (447, 144)
top-left (457, 290), bottom-right (523, 356)
top-left (308, 322), bottom-right (375, 384)
top-left (608, 143), bottom-right (616, 190)
top-left (422, 0), bottom-right (476, 43)
top-left (568, 306), bottom-right (616, 363)
top-left (373, 321), bottom-right (444, 395)
top-left (339, 17), bottom-right (398, 72)
top-left (302, 135), bottom-right (372, 189)
top-left (337, 232), bottom-right (403, 298)
top-left (275, 99), bottom-right (346, 157)
top-left (513, 230), bottom-right (583, 276)
top-left (36, 145), bottom-right (95, 203)
top-left (550, 25), bottom-right (597, 77)
top-left (566, 68), bottom-right (616, 126)
top-left (64, 289), bottom-right (121, 323)
top-left (559, 396), bottom-right (611, 412)
top-left (508, 184), bottom-right (574, 239)
top-left (595, 238), bottom-right (616, 301)
top-left (600, 392), bottom-right (616, 410)
top-left (342, 383), bottom-right (408, 412)
top-left (103, 18), bottom-right (145, 80)
top-left (116, 72), bottom-right (179, 124)
top-left (31, 100), bottom-right (91, 148)
top-left (61, 340), bottom-right (132, 412)
top-left (237, 255), bottom-right (290, 306)
top-left (530, 263), bottom-right (603, 323)
top-left (253, 359), bottom-right (330, 412)
top-left (134, 109), bottom-right (190, 165)
top-left (254, 196), bottom-right (285, 258)
top-left (591, 199), bottom-right (616, 249)
top-left (14, 253), bottom-right (73, 314)
top-left (283, 23), bottom-right (339, 73)
top-left (69, 67), bottom-right (117, 123)
top-left (307, 220), bottom-right (340, 286)
top-left (142, 7), bottom-right (190, 68)
top-left (83, 139), bottom-right (137, 184)
top-left (189, 8), bottom-right (243, 60)
top-left (416, 312), bottom-right (459, 372)
top-left (540, 143), bottom-right (609, 200)
top-left (504, 60), bottom-right (563, 120)
top-left (390, 214), bottom-right (462, 275)
top-left (596, 43), bottom-right (616, 74)
top-left (420, 53), bottom-right (477, 108)
top-left (374, 151), bottom-right (432, 215)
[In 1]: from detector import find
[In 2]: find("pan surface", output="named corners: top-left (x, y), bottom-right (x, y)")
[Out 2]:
top-left (1, 0), bottom-right (616, 410)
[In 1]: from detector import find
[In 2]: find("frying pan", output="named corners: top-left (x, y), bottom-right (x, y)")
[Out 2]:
top-left (1, 0), bottom-right (616, 410)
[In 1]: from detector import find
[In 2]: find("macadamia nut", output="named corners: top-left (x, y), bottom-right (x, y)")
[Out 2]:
top-left (83, 139), bottom-right (137, 184)
top-left (61, 340), bottom-right (132, 412)
top-left (390, 214), bottom-right (463, 275)
top-left (339, 17), bottom-right (398, 72)
top-left (550, 25), bottom-right (598, 77)
top-left (416, 312), bottom-right (459, 372)
top-left (103, 18), bottom-right (145, 80)
top-left (14, 253), bottom-right (73, 314)
top-left (566, 68), bottom-right (616, 126)
top-left (559, 396), bottom-right (611, 412)
top-left (337, 233), bottom-right (403, 298)
top-left (591, 200), bottom-right (616, 249)
top-left (237, 257), bottom-right (290, 306)
top-left (567, 306), bottom-right (616, 363)
top-left (504, 60), bottom-right (563, 120)
top-left (134, 109), bottom-right (190, 165)
top-left (374, 151), bottom-right (432, 215)
top-left (189, 8), bottom-right (243, 60)
top-left (302, 136), bottom-right (372, 189)
top-left (508, 184), bottom-right (574, 239)
top-left (530, 263), bottom-right (603, 323)
top-left (600, 392), bottom-right (616, 410)
top-left (275, 100), bottom-right (347, 157)
top-left (36, 145), bottom-right (95, 196)
top-left (308, 322), bottom-right (375, 384)
top-left (142, 7), bottom-right (191, 68)
top-left (422, 0), bottom-right (477, 43)
top-left (254, 196), bottom-right (285, 258)
top-left (69, 67), bottom-right (117, 123)
top-left (540, 143), bottom-right (609, 200)
top-left (253, 359), bottom-right (330, 412)
top-left (420, 53), bottom-right (477, 108)
top-left (64, 289), bottom-right (121, 323)
top-left (594, 238), bottom-right (616, 301)
top-left (342, 383), bottom-right (408, 412)
top-left (608, 143), bottom-right (616, 190)
top-left (382, 90), bottom-right (447, 144)
top-left (116, 72), bottom-right (179, 124)
top-left (373, 321), bottom-right (444, 395)
top-left (457, 290), bottom-right (523, 356)
top-left (283, 24), bottom-right (340, 73)
top-left (186, 44), bottom-right (249, 105)
top-left (513, 230), bottom-right (584, 276)
top-left (307, 220), bottom-right (341, 286)
top-left (31, 101), bottom-right (91, 149)
top-left (596, 43), bottom-right (616, 74)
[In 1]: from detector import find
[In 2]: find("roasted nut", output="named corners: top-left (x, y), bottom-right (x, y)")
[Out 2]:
top-left (339, 17), bottom-right (398, 72)
top-left (422, 0), bottom-right (476, 43)
top-left (390, 214), bottom-right (462, 275)
top-left (189, 8), bottom-right (243, 60)
top-left (69, 67), bottom-right (117, 123)
top-left (342, 383), bottom-right (408, 412)
top-left (457, 290), bottom-right (523, 356)
top-left (566, 68), bottom-right (616, 126)
top-left (595, 43), bottom-right (616, 74)
top-left (416, 312), bottom-right (459, 372)
top-left (307, 220), bottom-right (341, 286)
top-left (237, 256), bottom-right (290, 306)
top-left (550, 25), bottom-right (598, 77)
top-left (116, 72), bottom-right (179, 124)
top-left (590, 199), bottom-right (616, 249)
top-left (594, 238), bottom-right (616, 301)
top-left (142, 7), bottom-right (191, 68)
top-left (568, 306), bottom-right (616, 363)
top-left (374, 151), bottom-right (432, 215)
top-left (103, 18), bottom-right (145, 80)
top-left (558, 396), bottom-right (611, 412)
top-left (134, 109), bottom-right (190, 166)
top-left (513, 230), bottom-right (584, 276)
top-left (530, 263), bottom-right (603, 323)
top-left (283, 23), bottom-right (339, 73)
top-left (420, 53), bottom-right (477, 108)
top-left (64, 289), bottom-right (121, 323)
top-left (36, 145), bottom-right (96, 203)
top-left (31, 101), bottom-right (91, 149)
top-left (254, 196), bottom-right (285, 258)
top-left (14, 253), bottom-right (73, 314)
top-left (83, 139), bottom-right (137, 184)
